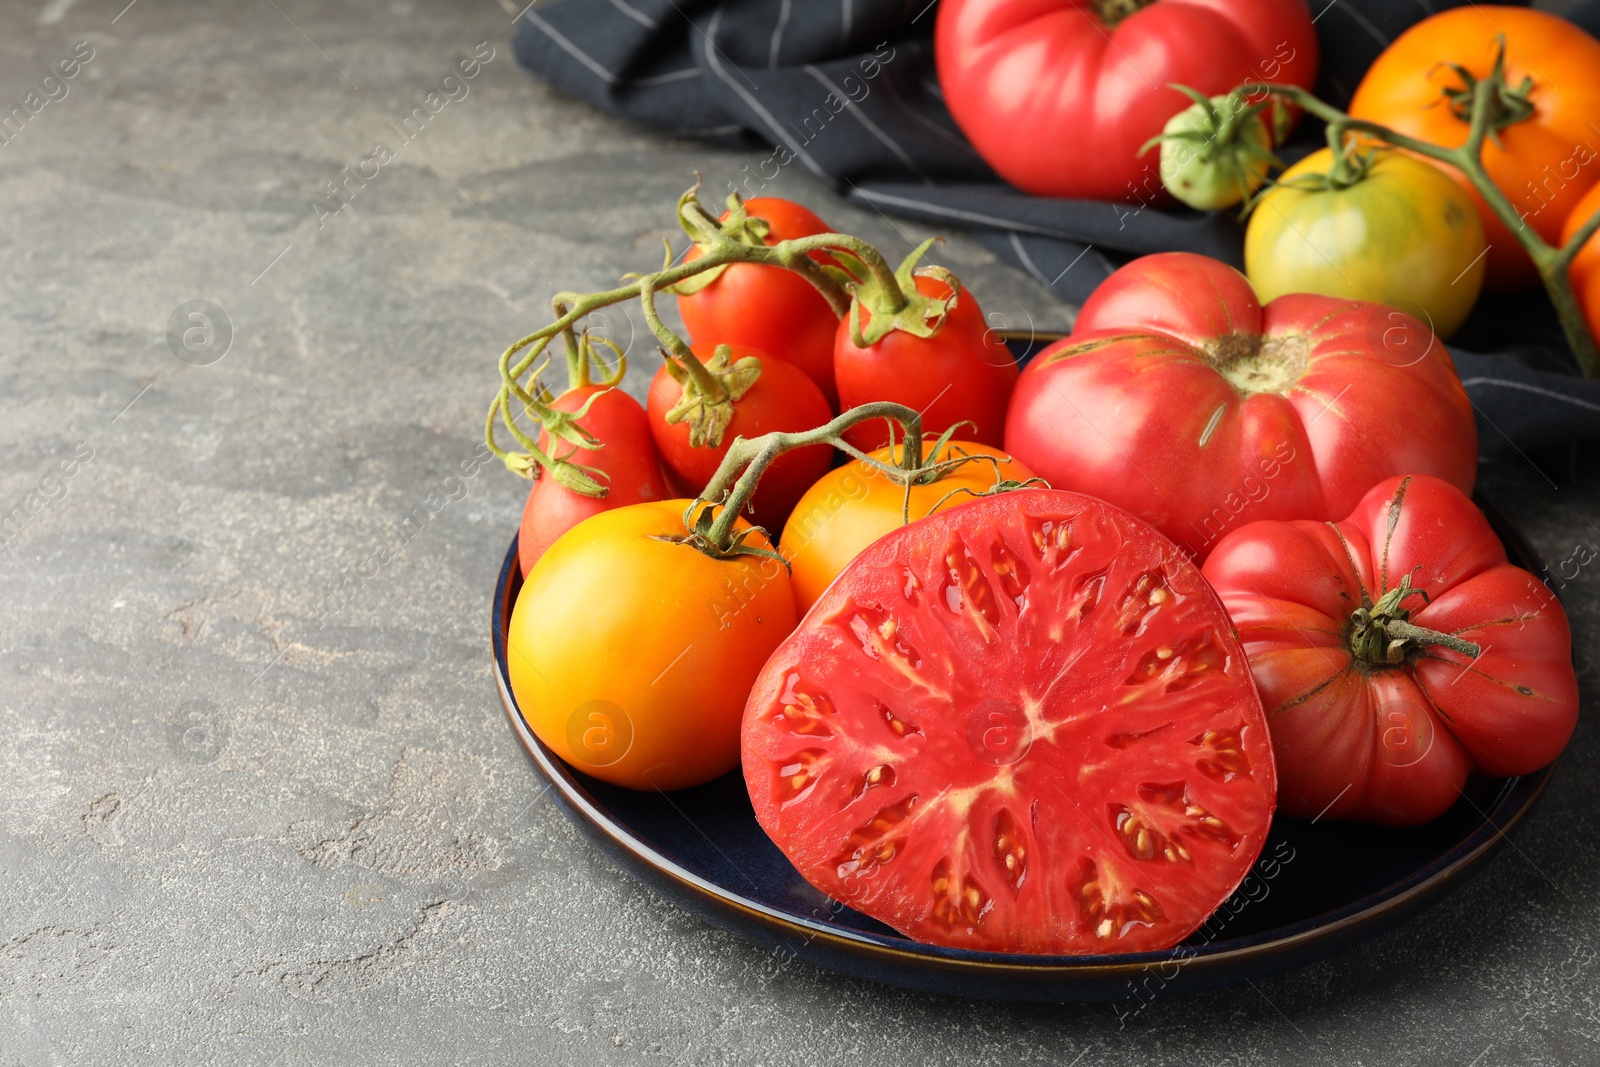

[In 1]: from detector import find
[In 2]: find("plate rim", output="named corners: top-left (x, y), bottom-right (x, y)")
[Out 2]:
top-left (490, 500), bottom-right (1558, 990)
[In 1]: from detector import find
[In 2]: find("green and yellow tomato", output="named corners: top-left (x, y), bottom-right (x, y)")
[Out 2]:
top-left (1245, 148), bottom-right (1486, 338)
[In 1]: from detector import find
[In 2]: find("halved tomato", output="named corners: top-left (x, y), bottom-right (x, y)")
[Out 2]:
top-left (742, 490), bottom-right (1276, 955)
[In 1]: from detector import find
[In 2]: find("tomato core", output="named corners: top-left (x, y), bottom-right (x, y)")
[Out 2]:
top-left (1205, 331), bottom-right (1308, 396)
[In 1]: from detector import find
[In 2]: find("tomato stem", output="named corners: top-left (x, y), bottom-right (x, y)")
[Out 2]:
top-left (1346, 575), bottom-right (1481, 666)
top-left (1092, 0), bottom-right (1155, 28)
top-left (1240, 62), bottom-right (1600, 380)
top-left (485, 185), bottom-right (934, 475)
top-left (690, 401), bottom-right (924, 555)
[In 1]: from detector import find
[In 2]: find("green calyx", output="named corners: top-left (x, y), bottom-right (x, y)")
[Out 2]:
top-left (658, 499), bottom-right (789, 567)
top-left (511, 383), bottom-right (612, 495)
top-left (1146, 86), bottom-right (1279, 213)
top-left (1345, 572), bottom-right (1481, 667)
top-left (1273, 144), bottom-right (1377, 198)
top-left (1442, 42), bottom-right (1536, 146)
top-left (838, 237), bottom-right (957, 348)
top-left (505, 332), bottom-right (629, 497)
top-left (667, 189), bottom-right (772, 297)
top-left (662, 342), bottom-right (762, 448)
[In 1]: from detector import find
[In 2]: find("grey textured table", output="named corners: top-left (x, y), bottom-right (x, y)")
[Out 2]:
top-left (3, 3), bottom-right (1598, 1065)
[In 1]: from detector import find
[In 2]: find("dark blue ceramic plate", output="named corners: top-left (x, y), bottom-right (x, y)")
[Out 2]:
top-left (490, 502), bottom-right (1557, 1003)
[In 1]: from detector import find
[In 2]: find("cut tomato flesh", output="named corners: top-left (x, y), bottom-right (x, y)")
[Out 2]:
top-left (742, 490), bottom-right (1276, 955)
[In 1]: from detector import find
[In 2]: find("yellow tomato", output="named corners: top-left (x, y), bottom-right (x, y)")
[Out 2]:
top-left (1245, 148), bottom-right (1487, 338)
top-left (508, 500), bottom-right (796, 791)
top-left (779, 440), bottom-right (1033, 613)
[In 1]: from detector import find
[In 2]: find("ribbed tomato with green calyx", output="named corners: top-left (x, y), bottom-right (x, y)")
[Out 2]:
top-left (743, 489), bottom-right (1276, 955)
top-left (1004, 252), bottom-right (1478, 560)
top-left (1203, 474), bottom-right (1579, 826)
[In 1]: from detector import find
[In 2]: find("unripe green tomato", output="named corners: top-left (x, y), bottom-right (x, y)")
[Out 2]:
top-left (1158, 98), bottom-right (1272, 212)
top-left (1245, 148), bottom-right (1487, 339)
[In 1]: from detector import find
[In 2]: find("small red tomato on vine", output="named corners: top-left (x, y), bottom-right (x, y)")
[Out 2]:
top-left (834, 243), bottom-right (1019, 453)
top-left (675, 195), bottom-right (844, 406)
top-left (646, 342), bottom-right (833, 533)
top-left (515, 340), bottom-right (671, 577)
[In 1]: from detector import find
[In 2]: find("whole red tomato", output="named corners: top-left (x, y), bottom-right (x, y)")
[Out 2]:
top-left (647, 343), bottom-right (833, 532)
top-left (836, 274), bottom-right (1019, 453)
top-left (677, 197), bottom-right (843, 405)
top-left (1004, 253), bottom-right (1478, 559)
top-left (1203, 475), bottom-right (1578, 825)
top-left (518, 384), bottom-right (670, 577)
top-left (744, 489), bottom-right (1276, 954)
top-left (935, 0), bottom-right (1317, 201)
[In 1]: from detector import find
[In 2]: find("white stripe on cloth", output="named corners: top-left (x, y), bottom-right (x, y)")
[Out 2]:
top-left (802, 65), bottom-right (929, 183)
top-left (1008, 232), bottom-right (1054, 288)
top-left (769, 0), bottom-right (791, 70)
top-left (702, 8), bottom-right (831, 182)
top-left (1457, 377), bottom-right (1600, 416)
top-left (606, 0), bottom-right (657, 30)
top-left (526, 10), bottom-right (616, 84)
top-left (629, 67), bottom-right (700, 87)
top-left (853, 187), bottom-right (1108, 243)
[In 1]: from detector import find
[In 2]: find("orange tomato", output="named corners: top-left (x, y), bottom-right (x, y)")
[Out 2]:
top-left (1561, 181), bottom-right (1600, 352)
top-left (779, 440), bottom-right (1034, 613)
top-left (1350, 7), bottom-right (1600, 291)
top-left (508, 500), bottom-right (796, 791)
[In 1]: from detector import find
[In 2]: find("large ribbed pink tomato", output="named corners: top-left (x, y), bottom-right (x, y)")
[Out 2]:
top-left (743, 489), bottom-right (1276, 955)
top-left (1004, 253), bottom-right (1478, 560)
top-left (935, 0), bottom-right (1317, 201)
top-left (1203, 475), bottom-right (1579, 826)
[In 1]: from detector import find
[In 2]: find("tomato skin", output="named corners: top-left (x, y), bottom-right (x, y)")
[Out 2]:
top-left (780, 441), bottom-right (1033, 612)
top-left (935, 0), bottom-right (1317, 201)
top-left (1202, 475), bottom-right (1578, 825)
top-left (509, 500), bottom-right (797, 791)
top-left (1246, 149), bottom-right (1487, 339)
top-left (646, 343), bottom-right (834, 533)
top-left (744, 489), bottom-right (1276, 954)
top-left (679, 198), bottom-right (842, 405)
top-left (1349, 7), bottom-right (1600, 290)
top-left (518, 385), bottom-right (671, 577)
top-left (1561, 181), bottom-right (1600, 346)
top-left (835, 275), bottom-right (1019, 453)
top-left (1003, 252), bottom-right (1478, 560)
